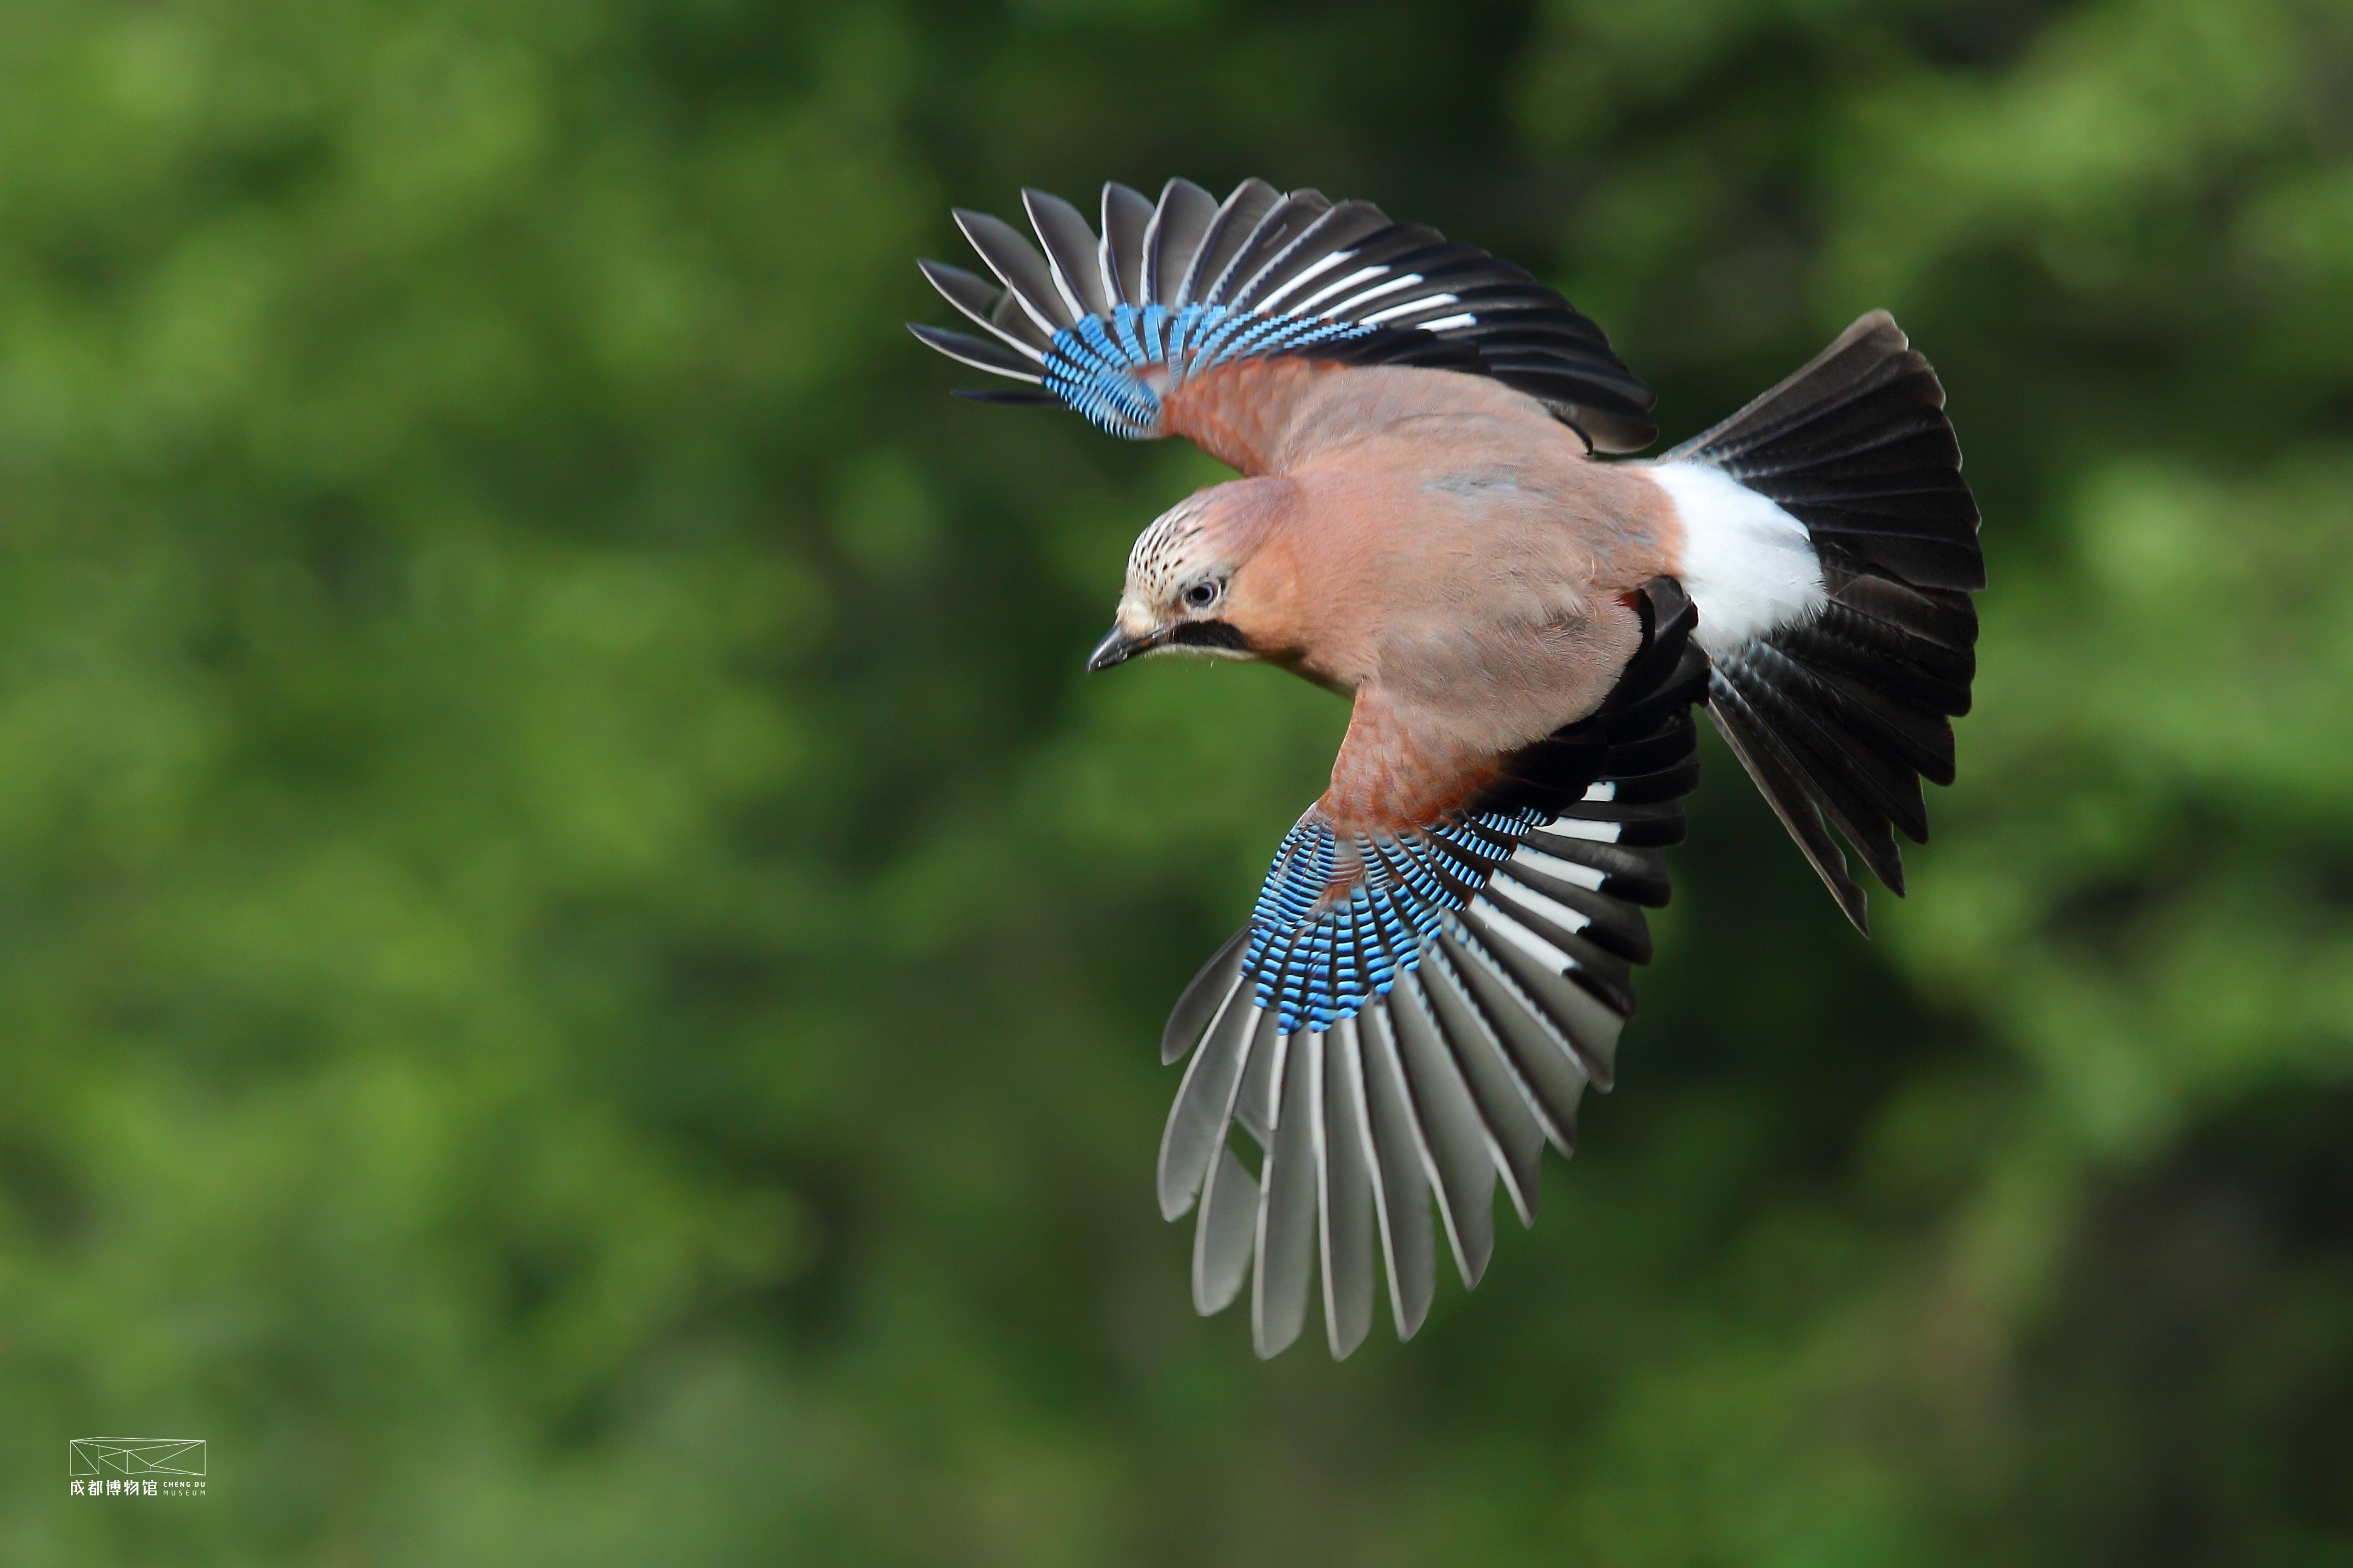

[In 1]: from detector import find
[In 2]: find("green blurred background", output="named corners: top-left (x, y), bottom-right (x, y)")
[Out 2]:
top-left (3, 0), bottom-right (2351, 1561)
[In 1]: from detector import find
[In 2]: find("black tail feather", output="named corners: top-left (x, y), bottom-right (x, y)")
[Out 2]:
top-left (1672, 311), bottom-right (1983, 932)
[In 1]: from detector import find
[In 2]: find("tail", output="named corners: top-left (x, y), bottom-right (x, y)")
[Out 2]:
top-left (1649, 311), bottom-right (1981, 932)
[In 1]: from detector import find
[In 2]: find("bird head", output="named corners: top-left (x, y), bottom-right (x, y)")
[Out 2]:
top-left (1086, 477), bottom-right (1296, 673)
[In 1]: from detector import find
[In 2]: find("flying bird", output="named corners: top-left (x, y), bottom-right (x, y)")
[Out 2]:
top-left (911, 177), bottom-right (1981, 1359)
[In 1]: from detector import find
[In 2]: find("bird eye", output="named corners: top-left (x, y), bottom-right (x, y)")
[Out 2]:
top-left (1183, 580), bottom-right (1222, 610)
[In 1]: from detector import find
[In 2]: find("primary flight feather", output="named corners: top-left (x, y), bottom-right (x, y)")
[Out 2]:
top-left (911, 177), bottom-right (1983, 1359)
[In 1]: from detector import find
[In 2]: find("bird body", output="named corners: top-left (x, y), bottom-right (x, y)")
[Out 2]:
top-left (913, 178), bottom-right (1983, 1357)
top-left (1141, 363), bottom-right (1687, 831)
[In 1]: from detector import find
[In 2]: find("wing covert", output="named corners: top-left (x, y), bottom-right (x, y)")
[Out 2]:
top-left (1154, 578), bottom-right (1706, 1356)
top-left (912, 177), bottom-right (1659, 453)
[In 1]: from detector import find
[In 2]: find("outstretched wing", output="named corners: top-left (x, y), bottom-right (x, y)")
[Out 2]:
top-left (910, 178), bottom-right (1657, 453)
top-left (1156, 579), bottom-right (1706, 1359)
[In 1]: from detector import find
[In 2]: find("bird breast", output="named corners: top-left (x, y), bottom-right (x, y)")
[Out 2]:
top-left (1276, 430), bottom-right (1678, 757)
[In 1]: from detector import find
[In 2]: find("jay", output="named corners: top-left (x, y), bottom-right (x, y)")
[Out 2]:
top-left (913, 178), bottom-right (1981, 1358)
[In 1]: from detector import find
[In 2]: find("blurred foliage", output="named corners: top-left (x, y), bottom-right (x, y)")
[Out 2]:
top-left (0, 0), bottom-right (2349, 1562)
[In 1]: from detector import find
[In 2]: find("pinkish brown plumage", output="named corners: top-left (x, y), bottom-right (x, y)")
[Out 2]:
top-left (1134, 364), bottom-right (1684, 834)
top-left (917, 177), bottom-right (1983, 1359)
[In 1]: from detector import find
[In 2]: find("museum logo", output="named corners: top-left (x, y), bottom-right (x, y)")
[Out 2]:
top-left (68, 1437), bottom-right (206, 1499)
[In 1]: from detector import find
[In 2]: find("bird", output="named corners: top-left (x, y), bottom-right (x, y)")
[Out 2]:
top-left (910, 177), bottom-right (1981, 1359)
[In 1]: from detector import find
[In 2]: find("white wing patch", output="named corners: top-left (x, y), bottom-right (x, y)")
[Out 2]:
top-left (1508, 842), bottom-right (1609, 888)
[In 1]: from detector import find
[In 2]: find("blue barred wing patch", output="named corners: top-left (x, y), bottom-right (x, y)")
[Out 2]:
top-left (1046, 304), bottom-right (1378, 439)
top-left (1241, 806), bottom-right (1549, 1035)
top-left (912, 177), bottom-right (1660, 452)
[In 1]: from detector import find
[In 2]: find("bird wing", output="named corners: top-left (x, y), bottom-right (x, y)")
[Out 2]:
top-left (909, 178), bottom-right (1657, 454)
top-left (1157, 578), bottom-right (1705, 1359)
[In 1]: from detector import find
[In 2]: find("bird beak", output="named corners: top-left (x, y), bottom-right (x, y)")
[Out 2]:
top-left (1086, 623), bottom-right (1161, 672)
